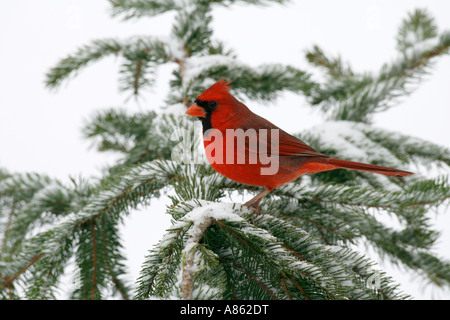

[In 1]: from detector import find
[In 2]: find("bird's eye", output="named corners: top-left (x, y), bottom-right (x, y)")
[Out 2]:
top-left (194, 99), bottom-right (217, 112)
top-left (208, 101), bottom-right (217, 109)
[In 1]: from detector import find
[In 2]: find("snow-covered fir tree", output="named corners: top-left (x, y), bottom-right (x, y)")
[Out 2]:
top-left (1, 0), bottom-right (450, 300)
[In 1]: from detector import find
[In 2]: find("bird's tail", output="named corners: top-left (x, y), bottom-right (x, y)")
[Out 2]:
top-left (327, 158), bottom-right (414, 177)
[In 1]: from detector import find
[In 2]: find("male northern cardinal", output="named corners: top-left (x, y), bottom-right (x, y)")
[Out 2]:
top-left (186, 79), bottom-right (413, 211)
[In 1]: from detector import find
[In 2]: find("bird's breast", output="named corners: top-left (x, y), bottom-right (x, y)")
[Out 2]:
top-left (202, 128), bottom-right (303, 189)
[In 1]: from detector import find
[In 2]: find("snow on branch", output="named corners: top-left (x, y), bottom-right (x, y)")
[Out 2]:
top-left (308, 9), bottom-right (450, 123)
top-left (108, 0), bottom-right (289, 20)
top-left (277, 176), bottom-right (450, 211)
top-left (396, 9), bottom-right (438, 51)
top-left (180, 202), bottom-right (244, 298)
top-left (44, 35), bottom-right (185, 95)
top-left (301, 120), bottom-right (450, 174)
top-left (137, 200), bottom-right (409, 299)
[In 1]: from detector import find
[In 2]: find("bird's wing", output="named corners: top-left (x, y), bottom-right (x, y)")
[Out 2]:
top-left (236, 114), bottom-right (326, 158)
top-left (276, 130), bottom-right (326, 157)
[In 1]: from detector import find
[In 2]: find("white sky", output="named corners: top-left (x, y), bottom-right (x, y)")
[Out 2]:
top-left (1, 0), bottom-right (449, 299)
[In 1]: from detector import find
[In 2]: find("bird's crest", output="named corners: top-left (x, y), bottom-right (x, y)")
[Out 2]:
top-left (197, 78), bottom-right (233, 102)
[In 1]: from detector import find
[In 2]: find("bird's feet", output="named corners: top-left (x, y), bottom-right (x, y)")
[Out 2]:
top-left (243, 202), bottom-right (262, 215)
top-left (243, 189), bottom-right (270, 215)
top-left (243, 197), bottom-right (263, 215)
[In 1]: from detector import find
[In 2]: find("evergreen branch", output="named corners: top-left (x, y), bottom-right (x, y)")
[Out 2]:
top-left (280, 277), bottom-right (292, 299)
top-left (171, 5), bottom-right (213, 57)
top-left (136, 204), bottom-right (195, 298)
top-left (0, 173), bottom-right (63, 258)
top-left (22, 223), bottom-right (76, 299)
top-left (181, 215), bottom-right (214, 299)
top-left (18, 0), bottom-right (450, 300)
top-left (86, 162), bottom-right (173, 222)
top-left (119, 56), bottom-right (154, 96)
top-left (329, 246), bottom-right (408, 299)
top-left (396, 9), bottom-right (438, 51)
top-left (170, 165), bottom-right (227, 206)
top-left (215, 220), bottom-right (256, 253)
top-left (72, 214), bottom-right (131, 300)
top-left (372, 239), bottom-right (450, 288)
top-left (83, 108), bottom-right (159, 154)
top-left (305, 45), bottom-right (354, 79)
top-left (1, 161), bottom-right (175, 299)
top-left (109, 0), bottom-right (182, 19)
top-left (0, 198), bottom-right (16, 257)
top-left (285, 210), bottom-right (353, 244)
top-left (0, 168), bottom-right (10, 181)
top-left (109, 271), bottom-right (131, 300)
top-left (357, 122), bottom-right (450, 168)
top-left (82, 110), bottom-right (204, 171)
top-left (118, 37), bottom-right (168, 96)
top-left (134, 59), bottom-right (143, 94)
top-left (299, 122), bottom-right (408, 188)
top-left (138, 201), bottom-right (347, 299)
top-left (201, 205), bottom-right (347, 299)
top-left (290, 277), bottom-right (310, 300)
top-left (91, 222), bottom-right (97, 300)
top-left (218, 174), bottom-right (450, 218)
top-left (277, 177), bottom-right (450, 211)
top-left (45, 36), bottom-right (178, 94)
top-left (231, 261), bottom-right (278, 299)
top-left (103, 242), bottom-right (132, 299)
top-left (229, 65), bottom-right (317, 101)
top-left (0, 253), bottom-right (43, 293)
top-left (253, 213), bottom-right (408, 299)
top-left (0, 172), bottom-right (52, 200)
top-left (45, 39), bottom-right (123, 89)
top-left (210, 0), bottom-right (289, 6)
top-left (108, 0), bottom-right (289, 20)
top-left (177, 53), bottom-right (317, 102)
top-left (135, 229), bottom-right (183, 298)
top-left (309, 10), bottom-right (450, 122)
top-left (297, 120), bottom-right (450, 188)
top-left (266, 184), bottom-right (450, 288)
top-left (176, 202), bottom-right (245, 299)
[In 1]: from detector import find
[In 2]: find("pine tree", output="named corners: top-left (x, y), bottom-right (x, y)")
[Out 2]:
top-left (1, 0), bottom-right (450, 300)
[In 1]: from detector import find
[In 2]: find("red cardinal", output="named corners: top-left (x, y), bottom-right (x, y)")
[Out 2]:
top-left (186, 79), bottom-right (413, 211)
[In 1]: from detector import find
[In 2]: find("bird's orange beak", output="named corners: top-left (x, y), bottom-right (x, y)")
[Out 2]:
top-left (186, 103), bottom-right (206, 118)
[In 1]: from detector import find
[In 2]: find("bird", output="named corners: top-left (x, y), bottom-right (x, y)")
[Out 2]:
top-left (186, 79), bottom-right (414, 212)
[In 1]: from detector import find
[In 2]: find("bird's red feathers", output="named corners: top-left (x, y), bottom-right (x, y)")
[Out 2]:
top-left (187, 79), bottom-right (414, 191)
top-left (196, 78), bottom-right (233, 103)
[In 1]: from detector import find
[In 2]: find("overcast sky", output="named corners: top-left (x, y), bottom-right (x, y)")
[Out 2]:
top-left (1, 0), bottom-right (449, 299)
